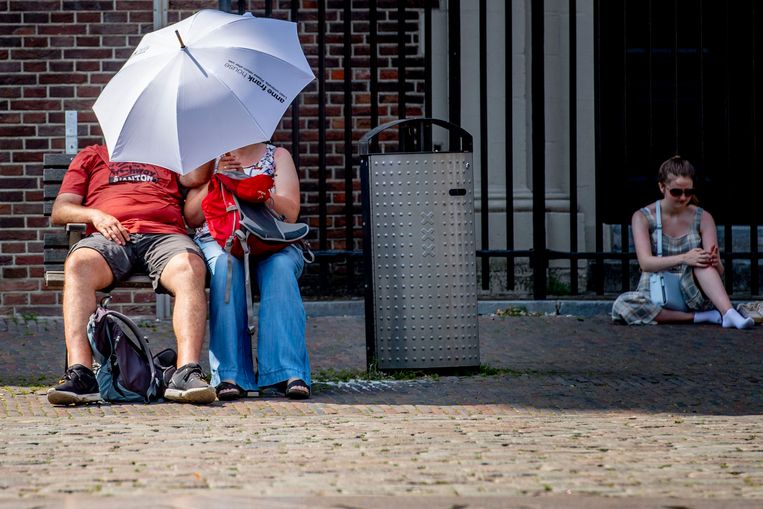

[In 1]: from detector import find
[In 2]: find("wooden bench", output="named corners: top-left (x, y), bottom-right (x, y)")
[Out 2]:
top-left (43, 153), bottom-right (170, 317)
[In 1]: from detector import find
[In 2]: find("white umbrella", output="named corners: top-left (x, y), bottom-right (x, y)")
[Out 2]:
top-left (93, 9), bottom-right (315, 175)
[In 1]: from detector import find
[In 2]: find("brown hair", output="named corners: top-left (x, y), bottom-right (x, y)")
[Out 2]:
top-left (658, 155), bottom-right (698, 204)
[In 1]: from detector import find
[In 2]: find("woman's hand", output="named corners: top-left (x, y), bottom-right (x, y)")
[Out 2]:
top-left (708, 244), bottom-right (722, 269)
top-left (683, 247), bottom-right (713, 267)
top-left (218, 153), bottom-right (243, 172)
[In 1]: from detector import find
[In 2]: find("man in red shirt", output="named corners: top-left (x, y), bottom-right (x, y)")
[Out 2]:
top-left (47, 145), bottom-right (216, 405)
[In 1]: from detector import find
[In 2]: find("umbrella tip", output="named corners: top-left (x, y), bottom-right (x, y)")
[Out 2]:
top-left (175, 30), bottom-right (186, 49)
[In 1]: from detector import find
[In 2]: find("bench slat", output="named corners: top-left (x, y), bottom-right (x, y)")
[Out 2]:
top-left (45, 271), bottom-right (153, 288)
top-left (43, 157), bottom-right (72, 215)
top-left (44, 250), bottom-right (68, 265)
top-left (44, 184), bottom-right (63, 201)
top-left (44, 232), bottom-right (69, 249)
top-left (43, 153), bottom-right (75, 167)
top-left (43, 167), bottom-right (68, 183)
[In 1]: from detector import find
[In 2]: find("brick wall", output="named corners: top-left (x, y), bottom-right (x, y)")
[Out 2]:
top-left (0, 0), bottom-right (425, 316)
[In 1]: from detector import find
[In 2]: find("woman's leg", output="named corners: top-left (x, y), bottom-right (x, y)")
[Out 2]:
top-left (692, 266), bottom-right (732, 314)
top-left (196, 239), bottom-right (257, 390)
top-left (654, 309), bottom-right (694, 323)
top-left (254, 245), bottom-right (311, 388)
top-left (693, 266), bottom-right (753, 328)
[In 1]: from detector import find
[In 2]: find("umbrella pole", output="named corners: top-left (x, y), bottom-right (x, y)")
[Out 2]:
top-left (175, 30), bottom-right (186, 49)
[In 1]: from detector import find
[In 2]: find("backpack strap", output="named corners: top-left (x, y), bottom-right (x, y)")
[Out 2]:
top-left (223, 235), bottom-right (236, 304)
top-left (654, 200), bottom-right (663, 257)
top-left (235, 230), bottom-right (257, 336)
top-left (693, 206), bottom-right (704, 231)
top-left (297, 239), bottom-right (315, 263)
top-left (218, 180), bottom-right (240, 307)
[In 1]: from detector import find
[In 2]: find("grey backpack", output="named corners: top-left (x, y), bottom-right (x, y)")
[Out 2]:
top-left (87, 297), bottom-right (175, 403)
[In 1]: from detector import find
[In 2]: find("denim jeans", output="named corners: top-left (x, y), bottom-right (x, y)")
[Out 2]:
top-left (196, 237), bottom-right (311, 390)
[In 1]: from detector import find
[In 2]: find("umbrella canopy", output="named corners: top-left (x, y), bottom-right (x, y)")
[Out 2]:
top-left (93, 9), bottom-right (314, 175)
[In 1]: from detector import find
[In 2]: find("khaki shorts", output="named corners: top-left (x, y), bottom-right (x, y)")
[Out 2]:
top-left (69, 233), bottom-right (203, 294)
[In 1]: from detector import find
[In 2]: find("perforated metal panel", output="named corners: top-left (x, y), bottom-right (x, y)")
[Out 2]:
top-left (367, 152), bottom-right (479, 369)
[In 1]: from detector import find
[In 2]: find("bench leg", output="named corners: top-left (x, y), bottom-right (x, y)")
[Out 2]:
top-left (156, 294), bottom-right (171, 321)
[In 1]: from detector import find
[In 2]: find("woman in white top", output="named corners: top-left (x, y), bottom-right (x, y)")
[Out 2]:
top-left (184, 142), bottom-right (311, 400)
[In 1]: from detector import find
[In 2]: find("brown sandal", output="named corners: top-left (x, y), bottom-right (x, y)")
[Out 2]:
top-left (285, 378), bottom-right (310, 400)
top-left (216, 381), bottom-right (246, 401)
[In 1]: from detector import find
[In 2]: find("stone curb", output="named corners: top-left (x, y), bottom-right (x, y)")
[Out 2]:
top-left (4, 298), bottom-right (756, 323)
top-left (302, 299), bottom-right (616, 318)
top-left (303, 298), bottom-right (755, 319)
top-left (0, 299), bottom-right (615, 323)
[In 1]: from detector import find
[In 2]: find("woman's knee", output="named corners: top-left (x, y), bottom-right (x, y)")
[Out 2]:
top-left (257, 254), bottom-right (303, 297)
top-left (263, 248), bottom-right (303, 277)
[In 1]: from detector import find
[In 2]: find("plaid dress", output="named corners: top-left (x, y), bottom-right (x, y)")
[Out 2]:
top-left (611, 205), bottom-right (714, 324)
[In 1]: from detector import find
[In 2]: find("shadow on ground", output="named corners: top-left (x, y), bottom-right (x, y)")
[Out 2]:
top-left (1, 314), bottom-right (761, 415)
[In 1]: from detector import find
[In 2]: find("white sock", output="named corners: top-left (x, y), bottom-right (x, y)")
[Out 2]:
top-left (722, 308), bottom-right (755, 329)
top-left (694, 309), bottom-right (722, 325)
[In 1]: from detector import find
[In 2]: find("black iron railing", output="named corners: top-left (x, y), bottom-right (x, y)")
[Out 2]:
top-left (228, 0), bottom-right (761, 299)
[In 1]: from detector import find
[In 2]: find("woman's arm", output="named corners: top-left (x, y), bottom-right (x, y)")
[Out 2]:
top-left (270, 147), bottom-right (301, 223)
top-left (183, 183), bottom-right (209, 228)
top-left (700, 210), bottom-right (724, 276)
top-left (633, 207), bottom-right (713, 272)
top-left (179, 160), bottom-right (214, 188)
top-left (632, 209), bottom-right (688, 272)
top-left (182, 161), bottom-right (214, 228)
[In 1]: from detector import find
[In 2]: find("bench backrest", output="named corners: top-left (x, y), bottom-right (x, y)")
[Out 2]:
top-left (43, 153), bottom-right (76, 271)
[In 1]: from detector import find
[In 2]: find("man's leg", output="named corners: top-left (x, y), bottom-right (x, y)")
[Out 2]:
top-left (159, 251), bottom-right (208, 366)
top-left (48, 246), bottom-right (115, 405)
top-left (62, 247), bottom-right (115, 368)
top-left (145, 234), bottom-right (216, 404)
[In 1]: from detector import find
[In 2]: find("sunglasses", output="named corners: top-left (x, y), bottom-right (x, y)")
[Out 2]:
top-left (668, 188), bottom-right (695, 198)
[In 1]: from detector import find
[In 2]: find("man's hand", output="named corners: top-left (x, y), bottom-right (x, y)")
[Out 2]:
top-left (92, 211), bottom-right (130, 245)
top-left (52, 193), bottom-right (129, 245)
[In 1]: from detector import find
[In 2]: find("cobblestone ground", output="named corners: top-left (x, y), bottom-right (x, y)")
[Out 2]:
top-left (1, 313), bottom-right (762, 507)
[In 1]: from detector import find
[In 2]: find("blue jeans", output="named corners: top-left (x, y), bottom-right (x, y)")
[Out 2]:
top-left (196, 237), bottom-right (311, 391)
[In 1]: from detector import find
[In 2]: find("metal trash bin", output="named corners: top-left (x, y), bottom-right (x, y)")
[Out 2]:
top-left (359, 118), bottom-right (479, 371)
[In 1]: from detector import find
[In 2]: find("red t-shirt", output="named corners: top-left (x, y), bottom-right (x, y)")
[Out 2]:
top-left (59, 145), bottom-right (187, 235)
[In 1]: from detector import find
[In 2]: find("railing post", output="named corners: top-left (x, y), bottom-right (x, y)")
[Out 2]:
top-left (448, 0), bottom-right (461, 149)
top-left (65, 111), bottom-right (77, 155)
top-left (479, 0), bottom-right (490, 291)
top-left (531, 0), bottom-right (547, 299)
top-left (153, 0), bottom-right (167, 30)
top-left (569, 0), bottom-right (578, 295)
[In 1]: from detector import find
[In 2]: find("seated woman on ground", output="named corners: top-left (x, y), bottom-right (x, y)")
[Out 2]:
top-left (611, 155), bottom-right (754, 329)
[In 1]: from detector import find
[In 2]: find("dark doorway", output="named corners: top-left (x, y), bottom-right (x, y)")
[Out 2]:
top-left (598, 0), bottom-right (763, 226)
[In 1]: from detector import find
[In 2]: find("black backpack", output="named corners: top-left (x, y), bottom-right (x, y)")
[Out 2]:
top-left (87, 297), bottom-right (176, 403)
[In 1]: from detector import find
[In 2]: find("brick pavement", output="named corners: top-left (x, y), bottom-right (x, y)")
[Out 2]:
top-left (1, 310), bottom-right (762, 507)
